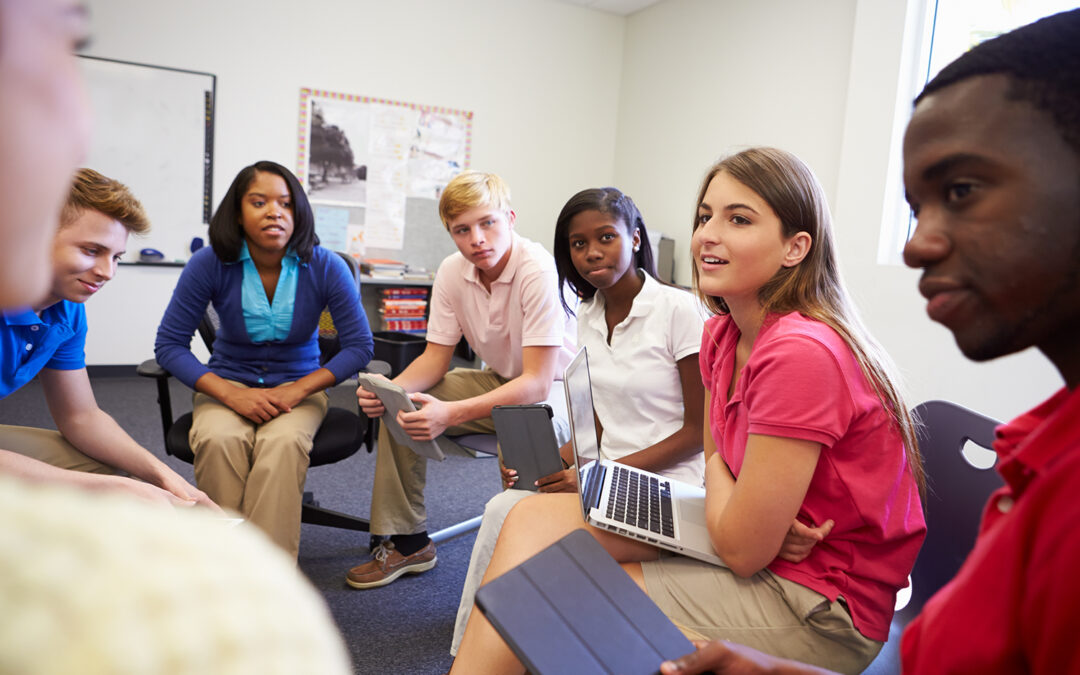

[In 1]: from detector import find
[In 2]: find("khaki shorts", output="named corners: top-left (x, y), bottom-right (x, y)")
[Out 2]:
top-left (641, 555), bottom-right (882, 675)
top-left (0, 424), bottom-right (116, 474)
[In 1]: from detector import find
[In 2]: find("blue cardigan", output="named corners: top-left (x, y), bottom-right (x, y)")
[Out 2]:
top-left (155, 246), bottom-right (373, 389)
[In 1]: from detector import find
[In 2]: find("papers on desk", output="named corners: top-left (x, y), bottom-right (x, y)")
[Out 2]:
top-left (360, 259), bottom-right (433, 281)
top-left (361, 258), bottom-right (406, 277)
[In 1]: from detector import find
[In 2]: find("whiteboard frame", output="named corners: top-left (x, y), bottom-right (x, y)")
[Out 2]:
top-left (77, 55), bottom-right (216, 262)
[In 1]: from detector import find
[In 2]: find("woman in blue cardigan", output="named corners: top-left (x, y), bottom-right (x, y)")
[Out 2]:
top-left (156, 160), bottom-right (373, 558)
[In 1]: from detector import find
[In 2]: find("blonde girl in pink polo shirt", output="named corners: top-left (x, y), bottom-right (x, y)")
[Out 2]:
top-left (450, 148), bottom-right (926, 675)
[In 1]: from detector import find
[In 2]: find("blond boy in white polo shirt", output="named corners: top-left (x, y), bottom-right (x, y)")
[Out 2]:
top-left (346, 171), bottom-right (576, 589)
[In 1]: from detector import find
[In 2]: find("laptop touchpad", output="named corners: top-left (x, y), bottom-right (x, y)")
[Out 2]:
top-left (678, 496), bottom-right (708, 526)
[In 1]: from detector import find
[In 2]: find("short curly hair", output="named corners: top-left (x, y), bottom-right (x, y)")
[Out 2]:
top-left (60, 168), bottom-right (151, 234)
top-left (916, 8), bottom-right (1080, 155)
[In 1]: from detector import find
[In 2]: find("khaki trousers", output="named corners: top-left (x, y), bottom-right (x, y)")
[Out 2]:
top-left (189, 382), bottom-right (328, 559)
top-left (0, 424), bottom-right (117, 474)
top-left (641, 556), bottom-right (883, 674)
top-left (369, 368), bottom-right (506, 536)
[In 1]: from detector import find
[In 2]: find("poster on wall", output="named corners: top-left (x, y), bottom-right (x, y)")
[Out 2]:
top-left (297, 88), bottom-right (472, 256)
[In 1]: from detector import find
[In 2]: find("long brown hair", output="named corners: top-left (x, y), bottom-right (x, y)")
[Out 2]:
top-left (692, 147), bottom-right (924, 494)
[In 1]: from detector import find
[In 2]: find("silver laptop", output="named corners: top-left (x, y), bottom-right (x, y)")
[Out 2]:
top-left (564, 347), bottom-right (724, 566)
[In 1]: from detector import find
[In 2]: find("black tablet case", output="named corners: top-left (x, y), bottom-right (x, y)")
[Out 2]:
top-left (492, 404), bottom-right (564, 491)
top-left (475, 529), bottom-right (694, 675)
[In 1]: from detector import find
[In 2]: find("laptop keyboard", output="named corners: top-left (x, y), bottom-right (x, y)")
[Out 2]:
top-left (605, 465), bottom-right (675, 538)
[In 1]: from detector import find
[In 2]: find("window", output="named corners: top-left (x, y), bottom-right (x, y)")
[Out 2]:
top-left (878, 0), bottom-right (1077, 264)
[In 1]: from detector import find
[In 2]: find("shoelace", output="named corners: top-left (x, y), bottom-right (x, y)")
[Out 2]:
top-left (372, 541), bottom-right (394, 563)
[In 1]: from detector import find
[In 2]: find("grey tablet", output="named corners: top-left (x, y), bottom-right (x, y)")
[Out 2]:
top-left (355, 374), bottom-right (445, 461)
top-left (492, 404), bottom-right (563, 491)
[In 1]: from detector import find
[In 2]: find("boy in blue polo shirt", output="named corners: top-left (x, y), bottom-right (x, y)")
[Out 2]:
top-left (0, 168), bottom-right (216, 509)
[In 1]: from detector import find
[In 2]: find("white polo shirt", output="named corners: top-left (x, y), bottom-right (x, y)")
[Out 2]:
top-left (427, 232), bottom-right (576, 380)
top-left (576, 273), bottom-right (706, 486)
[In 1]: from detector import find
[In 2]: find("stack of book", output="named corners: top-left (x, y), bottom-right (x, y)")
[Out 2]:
top-left (380, 287), bottom-right (429, 334)
top-left (361, 258), bottom-right (407, 278)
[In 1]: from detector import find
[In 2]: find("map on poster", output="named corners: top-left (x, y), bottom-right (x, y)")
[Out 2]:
top-left (297, 88), bottom-right (472, 255)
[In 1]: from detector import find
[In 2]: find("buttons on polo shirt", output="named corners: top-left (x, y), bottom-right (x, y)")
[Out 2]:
top-left (24, 343), bottom-right (32, 351)
top-left (996, 495), bottom-right (1014, 513)
top-left (30, 325), bottom-right (39, 332)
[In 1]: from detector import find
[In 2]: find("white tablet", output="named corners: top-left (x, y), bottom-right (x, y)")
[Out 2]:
top-left (356, 374), bottom-right (446, 461)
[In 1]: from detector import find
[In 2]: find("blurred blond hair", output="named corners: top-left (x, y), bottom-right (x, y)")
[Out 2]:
top-left (0, 477), bottom-right (351, 674)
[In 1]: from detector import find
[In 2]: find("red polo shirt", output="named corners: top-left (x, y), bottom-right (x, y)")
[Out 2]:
top-left (901, 385), bottom-right (1080, 673)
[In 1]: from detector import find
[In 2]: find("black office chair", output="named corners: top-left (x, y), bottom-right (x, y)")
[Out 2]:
top-left (138, 251), bottom-right (390, 532)
top-left (899, 399), bottom-right (1003, 620)
top-left (864, 399), bottom-right (1002, 674)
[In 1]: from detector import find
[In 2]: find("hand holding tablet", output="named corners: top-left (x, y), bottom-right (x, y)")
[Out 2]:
top-left (355, 374), bottom-right (446, 461)
top-left (492, 404), bottom-right (564, 491)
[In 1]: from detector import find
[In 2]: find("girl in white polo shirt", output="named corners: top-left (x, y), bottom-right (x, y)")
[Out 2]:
top-left (537, 187), bottom-right (706, 487)
top-left (450, 187), bottom-right (705, 654)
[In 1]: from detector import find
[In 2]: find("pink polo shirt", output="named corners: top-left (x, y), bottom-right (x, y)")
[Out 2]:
top-left (701, 312), bottom-right (926, 642)
top-left (427, 233), bottom-right (576, 380)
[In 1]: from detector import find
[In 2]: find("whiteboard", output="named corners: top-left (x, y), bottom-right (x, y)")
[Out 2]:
top-left (77, 56), bottom-right (215, 263)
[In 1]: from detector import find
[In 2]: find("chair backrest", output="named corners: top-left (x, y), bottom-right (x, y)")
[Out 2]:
top-left (900, 399), bottom-right (1002, 620)
top-left (335, 250), bottom-right (361, 288)
top-left (197, 304), bottom-right (220, 354)
top-left (318, 252), bottom-right (362, 363)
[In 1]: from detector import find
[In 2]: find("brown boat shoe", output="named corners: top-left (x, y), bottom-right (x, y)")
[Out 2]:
top-left (345, 540), bottom-right (437, 589)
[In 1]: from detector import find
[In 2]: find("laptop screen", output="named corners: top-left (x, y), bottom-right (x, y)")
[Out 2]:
top-left (563, 347), bottom-right (600, 492)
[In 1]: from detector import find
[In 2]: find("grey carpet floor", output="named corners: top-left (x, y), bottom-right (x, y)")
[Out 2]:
top-left (0, 373), bottom-right (503, 674)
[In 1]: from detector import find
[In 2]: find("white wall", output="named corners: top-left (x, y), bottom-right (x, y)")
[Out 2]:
top-left (81, 0), bottom-right (626, 364)
top-left (83, 0), bottom-right (1064, 422)
top-left (610, 0), bottom-right (1062, 421)
top-left (830, 0), bottom-right (1060, 420)
top-left (614, 0), bottom-right (857, 281)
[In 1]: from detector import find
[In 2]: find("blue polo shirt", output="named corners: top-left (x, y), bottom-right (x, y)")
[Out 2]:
top-left (0, 301), bottom-right (87, 399)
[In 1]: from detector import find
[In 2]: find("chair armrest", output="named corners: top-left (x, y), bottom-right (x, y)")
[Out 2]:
top-left (364, 359), bottom-right (392, 378)
top-left (137, 358), bottom-right (170, 379)
top-left (136, 358), bottom-right (178, 445)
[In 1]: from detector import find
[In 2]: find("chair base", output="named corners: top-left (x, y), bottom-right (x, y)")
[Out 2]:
top-left (431, 515), bottom-right (483, 543)
top-left (301, 501), bottom-right (371, 532)
top-left (367, 515), bottom-right (484, 549)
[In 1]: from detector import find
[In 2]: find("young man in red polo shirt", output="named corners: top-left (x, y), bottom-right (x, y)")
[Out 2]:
top-left (662, 8), bottom-right (1080, 675)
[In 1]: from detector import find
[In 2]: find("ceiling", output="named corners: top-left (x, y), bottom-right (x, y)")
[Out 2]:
top-left (550, 0), bottom-right (665, 16)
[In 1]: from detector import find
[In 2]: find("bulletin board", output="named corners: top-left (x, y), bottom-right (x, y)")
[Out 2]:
top-left (77, 55), bottom-right (215, 263)
top-left (296, 88), bottom-right (472, 273)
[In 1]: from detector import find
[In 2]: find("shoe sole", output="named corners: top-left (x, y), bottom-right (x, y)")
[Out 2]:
top-left (345, 556), bottom-right (438, 589)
